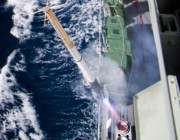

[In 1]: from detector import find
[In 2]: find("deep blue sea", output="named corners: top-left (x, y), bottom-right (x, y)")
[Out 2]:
top-left (0, 0), bottom-right (101, 139)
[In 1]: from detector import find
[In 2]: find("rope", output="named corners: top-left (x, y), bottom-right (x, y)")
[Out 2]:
top-left (126, 0), bottom-right (145, 94)
top-left (135, 0), bottom-right (145, 57)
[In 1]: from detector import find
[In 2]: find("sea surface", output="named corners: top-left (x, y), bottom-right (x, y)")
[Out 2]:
top-left (0, 0), bottom-right (102, 139)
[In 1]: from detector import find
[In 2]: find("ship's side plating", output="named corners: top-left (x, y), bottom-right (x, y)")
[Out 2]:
top-left (98, 0), bottom-right (180, 139)
top-left (133, 0), bottom-right (180, 140)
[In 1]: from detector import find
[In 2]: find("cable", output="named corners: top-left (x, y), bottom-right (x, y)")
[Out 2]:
top-left (135, 0), bottom-right (145, 57)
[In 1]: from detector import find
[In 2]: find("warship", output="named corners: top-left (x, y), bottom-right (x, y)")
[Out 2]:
top-left (34, 0), bottom-right (180, 139)
top-left (98, 0), bottom-right (180, 140)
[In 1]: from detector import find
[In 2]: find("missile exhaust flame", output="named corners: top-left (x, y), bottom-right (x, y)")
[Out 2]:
top-left (103, 98), bottom-right (120, 122)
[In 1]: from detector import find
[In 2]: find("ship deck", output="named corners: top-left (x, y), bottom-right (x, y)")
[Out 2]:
top-left (99, 0), bottom-right (160, 139)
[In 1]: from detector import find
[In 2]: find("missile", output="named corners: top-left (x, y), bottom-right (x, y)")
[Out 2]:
top-left (42, 6), bottom-right (104, 98)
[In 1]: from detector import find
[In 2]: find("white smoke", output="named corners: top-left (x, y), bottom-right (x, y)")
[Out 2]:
top-left (80, 41), bottom-right (127, 106)
top-left (124, 0), bottom-right (160, 96)
top-left (6, 0), bottom-right (38, 41)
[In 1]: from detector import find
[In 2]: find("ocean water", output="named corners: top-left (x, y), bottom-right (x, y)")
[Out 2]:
top-left (0, 0), bottom-right (101, 139)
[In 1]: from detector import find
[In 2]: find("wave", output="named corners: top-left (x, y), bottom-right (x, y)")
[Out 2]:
top-left (5, 0), bottom-right (39, 41)
top-left (6, 0), bottom-right (101, 44)
top-left (32, 0), bottom-right (101, 46)
top-left (0, 50), bottom-right (44, 140)
top-left (4, 0), bottom-right (102, 139)
top-left (62, 0), bottom-right (101, 47)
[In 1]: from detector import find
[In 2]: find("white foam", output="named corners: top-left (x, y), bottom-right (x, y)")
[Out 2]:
top-left (19, 130), bottom-right (30, 140)
top-left (30, 133), bottom-right (43, 140)
top-left (49, 0), bottom-right (60, 5)
top-left (19, 93), bottom-right (42, 133)
top-left (2, 1), bottom-right (102, 139)
top-left (0, 51), bottom-right (17, 105)
top-left (0, 50), bottom-right (44, 139)
top-left (6, 0), bottom-right (38, 41)
top-left (50, 0), bottom-right (101, 47)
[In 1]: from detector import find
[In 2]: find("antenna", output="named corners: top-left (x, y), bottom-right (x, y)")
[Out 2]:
top-left (44, 0), bottom-right (48, 26)
top-left (33, 1), bottom-right (67, 27)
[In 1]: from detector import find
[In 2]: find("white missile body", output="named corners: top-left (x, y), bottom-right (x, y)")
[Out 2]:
top-left (68, 47), bottom-right (96, 83)
top-left (42, 6), bottom-right (103, 96)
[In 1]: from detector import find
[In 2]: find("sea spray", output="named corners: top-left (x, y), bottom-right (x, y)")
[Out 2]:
top-left (0, 50), bottom-right (44, 139)
top-left (6, 0), bottom-right (39, 41)
top-left (81, 42), bottom-right (128, 119)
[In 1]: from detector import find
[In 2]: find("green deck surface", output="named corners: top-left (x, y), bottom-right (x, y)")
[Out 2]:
top-left (106, 0), bottom-right (123, 5)
top-left (116, 4), bottom-right (125, 16)
top-left (106, 52), bottom-right (131, 70)
top-left (104, 0), bottom-right (132, 71)
top-left (107, 39), bottom-right (132, 56)
top-left (106, 0), bottom-right (125, 16)
top-left (106, 16), bottom-right (125, 27)
top-left (106, 27), bottom-right (127, 39)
